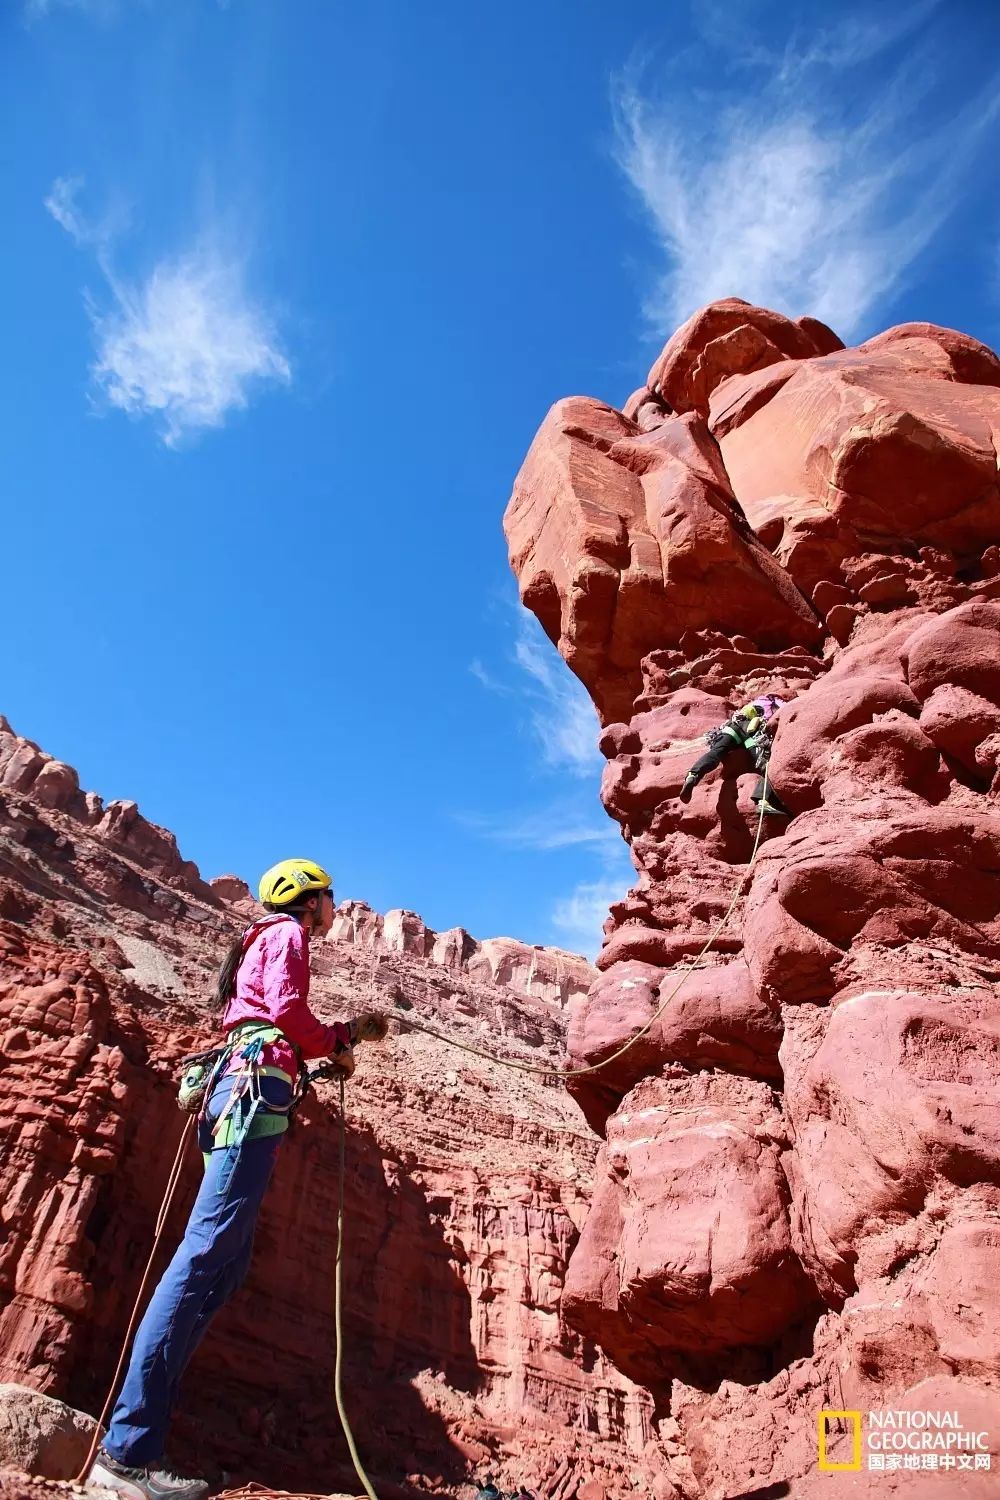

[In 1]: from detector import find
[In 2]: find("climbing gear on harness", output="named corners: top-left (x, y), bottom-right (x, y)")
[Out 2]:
top-left (185, 911), bottom-right (320, 1127)
top-left (206, 1025), bottom-right (303, 1151)
top-left (76, 1117), bottom-right (196, 1486)
top-left (176, 1051), bottom-right (219, 1114)
top-left (258, 858), bottom-right (332, 907)
top-left (706, 723), bottom-right (739, 751)
top-left (175, 1020), bottom-right (305, 1134)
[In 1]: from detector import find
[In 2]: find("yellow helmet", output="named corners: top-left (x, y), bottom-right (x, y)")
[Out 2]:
top-left (258, 858), bottom-right (332, 908)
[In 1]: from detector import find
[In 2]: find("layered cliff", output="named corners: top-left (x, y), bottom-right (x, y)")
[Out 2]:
top-left (0, 721), bottom-right (658, 1500)
top-left (505, 299), bottom-right (1000, 1496)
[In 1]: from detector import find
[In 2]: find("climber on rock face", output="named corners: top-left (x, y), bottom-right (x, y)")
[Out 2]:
top-left (678, 693), bottom-right (791, 816)
top-left (89, 858), bottom-right (389, 1500)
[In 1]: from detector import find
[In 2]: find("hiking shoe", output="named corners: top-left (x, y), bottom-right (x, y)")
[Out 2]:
top-left (89, 1447), bottom-right (209, 1500)
top-left (148, 1462), bottom-right (210, 1500)
top-left (678, 774), bottom-right (698, 804)
top-left (759, 798), bottom-right (790, 816)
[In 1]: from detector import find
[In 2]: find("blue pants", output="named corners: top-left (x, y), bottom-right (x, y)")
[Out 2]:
top-left (103, 1073), bottom-right (290, 1466)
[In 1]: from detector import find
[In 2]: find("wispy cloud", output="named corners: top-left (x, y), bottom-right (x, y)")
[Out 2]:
top-left (45, 176), bottom-right (289, 446)
top-left (514, 615), bottom-right (600, 776)
top-left (466, 593), bottom-right (633, 958)
top-left (26, 0), bottom-right (118, 17)
top-left (471, 605), bottom-right (601, 776)
top-left (469, 658), bottom-right (510, 694)
top-left (44, 176), bottom-right (89, 238)
top-left (459, 804), bottom-right (620, 854)
top-left (551, 876), bottom-right (627, 961)
top-left (89, 249), bottom-right (290, 446)
top-left (614, 6), bottom-right (999, 338)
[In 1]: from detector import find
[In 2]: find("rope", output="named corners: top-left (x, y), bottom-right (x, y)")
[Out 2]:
top-left (333, 1071), bottom-right (379, 1500)
top-left (393, 770), bottom-right (771, 1082)
top-left (74, 766), bottom-right (771, 1500)
top-left (75, 1115), bottom-right (196, 1484)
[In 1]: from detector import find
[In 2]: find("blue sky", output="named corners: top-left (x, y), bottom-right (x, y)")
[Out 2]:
top-left (2, 0), bottom-right (999, 956)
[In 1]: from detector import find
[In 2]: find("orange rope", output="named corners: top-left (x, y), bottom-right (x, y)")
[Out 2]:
top-left (75, 1116), bottom-right (195, 1483)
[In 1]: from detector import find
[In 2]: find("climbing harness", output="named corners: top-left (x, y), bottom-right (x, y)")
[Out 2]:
top-left (393, 771), bottom-right (771, 1082)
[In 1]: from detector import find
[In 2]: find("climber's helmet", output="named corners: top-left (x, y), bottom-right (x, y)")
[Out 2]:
top-left (751, 694), bottom-right (784, 721)
top-left (258, 858), bottom-right (333, 909)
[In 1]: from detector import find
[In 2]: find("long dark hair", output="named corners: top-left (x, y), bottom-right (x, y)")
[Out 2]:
top-left (215, 899), bottom-right (313, 1012)
top-left (216, 933), bottom-right (248, 1011)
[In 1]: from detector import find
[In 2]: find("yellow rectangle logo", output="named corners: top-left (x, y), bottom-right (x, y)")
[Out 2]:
top-left (818, 1410), bottom-right (863, 1471)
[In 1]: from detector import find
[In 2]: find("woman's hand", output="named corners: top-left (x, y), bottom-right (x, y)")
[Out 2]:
top-left (353, 1011), bottom-right (389, 1043)
top-left (331, 1045), bottom-right (356, 1077)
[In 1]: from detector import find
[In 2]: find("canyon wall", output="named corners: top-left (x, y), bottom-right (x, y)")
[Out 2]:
top-left (505, 299), bottom-right (1000, 1496)
top-left (0, 724), bottom-right (656, 1500)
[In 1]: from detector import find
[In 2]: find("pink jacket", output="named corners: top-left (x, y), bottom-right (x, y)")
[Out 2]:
top-left (221, 916), bottom-right (351, 1080)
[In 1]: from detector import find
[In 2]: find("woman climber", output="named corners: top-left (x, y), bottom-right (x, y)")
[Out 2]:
top-left (678, 694), bottom-right (791, 816)
top-left (90, 858), bottom-right (388, 1500)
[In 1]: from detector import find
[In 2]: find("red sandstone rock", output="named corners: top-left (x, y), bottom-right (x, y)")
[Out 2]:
top-left (0, 1386), bottom-right (96, 1480)
top-left (644, 298), bottom-right (843, 418)
top-left (782, 989), bottom-right (1000, 1298)
top-left (330, 899), bottom-right (594, 1009)
top-left (508, 299), bottom-right (1000, 1497)
top-left (504, 399), bottom-right (821, 723)
top-left (707, 335), bottom-right (1000, 600)
top-left (563, 1072), bottom-right (815, 1383)
top-left (565, 958), bottom-right (781, 1135)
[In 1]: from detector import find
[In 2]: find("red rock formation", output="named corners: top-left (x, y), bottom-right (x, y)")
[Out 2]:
top-left (330, 899), bottom-right (594, 1009)
top-left (0, 728), bottom-right (658, 1500)
top-left (506, 301), bottom-right (1000, 1495)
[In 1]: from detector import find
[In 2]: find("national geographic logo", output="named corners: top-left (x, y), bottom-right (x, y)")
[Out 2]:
top-left (818, 1408), bottom-right (993, 1475)
top-left (817, 1411), bottom-right (862, 1471)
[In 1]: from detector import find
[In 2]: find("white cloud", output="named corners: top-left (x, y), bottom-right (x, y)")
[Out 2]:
top-left (469, 658), bottom-right (510, 694)
top-left (45, 177), bottom-right (290, 446)
top-left (512, 617), bottom-right (600, 776)
top-left (44, 176), bottom-right (89, 240)
top-left (614, 11), bottom-right (1000, 338)
top-left (471, 602), bottom-right (601, 776)
top-left (90, 249), bottom-right (290, 446)
top-left (551, 877), bottom-right (628, 962)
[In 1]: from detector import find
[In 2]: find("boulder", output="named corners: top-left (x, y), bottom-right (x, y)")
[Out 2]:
top-left (0, 1384), bottom-right (96, 1481)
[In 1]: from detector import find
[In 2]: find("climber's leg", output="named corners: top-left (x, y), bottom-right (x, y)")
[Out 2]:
top-left (102, 1078), bottom-right (285, 1468)
top-left (679, 741), bottom-right (734, 803)
top-left (751, 776), bottom-right (791, 816)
